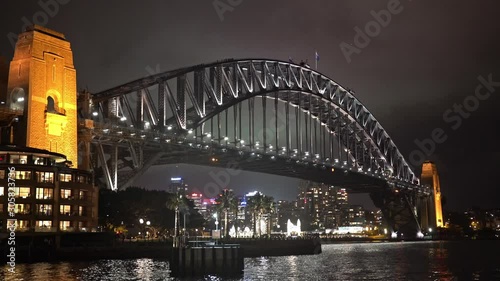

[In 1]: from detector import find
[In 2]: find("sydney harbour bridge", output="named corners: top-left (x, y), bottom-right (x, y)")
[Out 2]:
top-left (76, 58), bottom-right (438, 237)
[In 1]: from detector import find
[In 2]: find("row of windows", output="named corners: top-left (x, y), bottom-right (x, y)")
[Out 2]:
top-left (0, 187), bottom-right (89, 200)
top-left (0, 154), bottom-right (55, 166)
top-left (1, 203), bottom-right (89, 216)
top-left (6, 219), bottom-right (88, 231)
top-left (0, 170), bottom-right (89, 184)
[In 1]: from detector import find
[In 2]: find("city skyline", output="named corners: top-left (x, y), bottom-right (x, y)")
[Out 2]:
top-left (1, 1), bottom-right (499, 211)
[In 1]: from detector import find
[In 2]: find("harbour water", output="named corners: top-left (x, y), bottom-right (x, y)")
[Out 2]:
top-left (2, 240), bottom-right (500, 280)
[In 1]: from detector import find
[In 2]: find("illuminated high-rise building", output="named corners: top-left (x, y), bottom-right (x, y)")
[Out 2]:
top-left (296, 181), bottom-right (347, 229)
top-left (169, 177), bottom-right (188, 195)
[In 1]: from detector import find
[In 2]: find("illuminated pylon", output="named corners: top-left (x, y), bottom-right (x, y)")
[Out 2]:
top-left (421, 161), bottom-right (444, 228)
top-left (6, 25), bottom-right (78, 165)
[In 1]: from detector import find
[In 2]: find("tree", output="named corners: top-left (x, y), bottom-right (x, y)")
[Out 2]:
top-left (247, 192), bottom-right (265, 237)
top-left (165, 193), bottom-right (188, 237)
top-left (215, 189), bottom-right (237, 238)
top-left (262, 195), bottom-right (275, 236)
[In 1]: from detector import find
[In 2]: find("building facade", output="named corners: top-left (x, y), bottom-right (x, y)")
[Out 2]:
top-left (0, 25), bottom-right (99, 237)
top-left (0, 146), bottom-right (98, 233)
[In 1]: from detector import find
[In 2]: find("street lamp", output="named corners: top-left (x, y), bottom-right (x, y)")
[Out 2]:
top-left (213, 213), bottom-right (219, 231)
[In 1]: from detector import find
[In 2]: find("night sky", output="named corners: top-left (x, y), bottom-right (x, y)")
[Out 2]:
top-left (1, 1), bottom-right (499, 211)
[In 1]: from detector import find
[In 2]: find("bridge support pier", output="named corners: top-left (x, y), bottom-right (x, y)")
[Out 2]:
top-left (370, 189), bottom-right (421, 238)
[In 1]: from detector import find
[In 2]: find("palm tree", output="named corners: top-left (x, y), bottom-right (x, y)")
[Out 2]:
top-left (247, 192), bottom-right (264, 237)
top-left (215, 189), bottom-right (237, 238)
top-left (165, 193), bottom-right (187, 238)
top-left (262, 195), bottom-right (275, 236)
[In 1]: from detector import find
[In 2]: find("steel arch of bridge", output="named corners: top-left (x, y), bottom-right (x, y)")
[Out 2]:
top-left (78, 59), bottom-right (426, 195)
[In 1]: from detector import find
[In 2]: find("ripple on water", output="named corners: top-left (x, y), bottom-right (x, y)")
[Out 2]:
top-left (1, 241), bottom-right (500, 280)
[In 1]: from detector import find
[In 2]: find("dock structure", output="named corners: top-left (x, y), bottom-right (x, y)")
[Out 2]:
top-left (170, 239), bottom-right (244, 277)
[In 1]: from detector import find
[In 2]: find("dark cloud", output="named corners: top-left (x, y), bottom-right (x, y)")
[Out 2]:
top-left (1, 0), bottom-right (499, 210)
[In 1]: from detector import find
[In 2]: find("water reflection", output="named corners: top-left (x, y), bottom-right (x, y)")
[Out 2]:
top-left (1, 241), bottom-right (499, 280)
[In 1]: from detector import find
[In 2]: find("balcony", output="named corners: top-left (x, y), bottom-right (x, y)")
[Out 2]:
top-left (35, 226), bottom-right (57, 232)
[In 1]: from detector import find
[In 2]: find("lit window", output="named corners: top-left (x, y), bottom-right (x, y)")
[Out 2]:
top-left (77, 175), bottom-right (87, 184)
top-left (61, 189), bottom-right (72, 199)
top-left (60, 205), bottom-right (71, 215)
top-left (36, 220), bottom-right (52, 228)
top-left (15, 204), bottom-right (31, 214)
top-left (33, 157), bottom-right (45, 165)
top-left (15, 171), bottom-right (31, 180)
top-left (13, 187), bottom-right (31, 198)
top-left (36, 172), bottom-right (54, 183)
top-left (0, 170), bottom-right (4, 179)
top-left (60, 221), bottom-right (71, 231)
top-left (78, 206), bottom-right (85, 216)
top-left (36, 204), bottom-right (53, 216)
top-left (0, 186), bottom-right (4, 196)
top-left (18, 220), bottom-right (30, 231)
top-left (9, 155), bottom-right (28, 164)
top-left (79, 190), bottom-right (87, 200)
top-left (59, 173), bottom-right (72, 182)
top-left (36, 188), bottom-right (53, 199)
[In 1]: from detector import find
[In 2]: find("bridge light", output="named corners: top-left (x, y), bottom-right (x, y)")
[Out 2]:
top-left (92, 111), bottom-right (98, 116)
top-left (206, 133), bottom-right (212, 138)
top-left (428, 228), bottom-right (432, 233)
top-left (224, 136), bottom-right (229, 141)
top-left (17, 97), bottom-right (24, 102)
top-left (167, 125), bottom-right (173, 130)
top-left (271, 156), bottom-right (275, 160)
top-left (331, 168), bottom-right (335, 172)
top-left (240, 139), bottom-right (245, 144)
top-left (120, 116), bottom-right (127, 121)
top-left (188, 129), bottom-right (193, 134)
